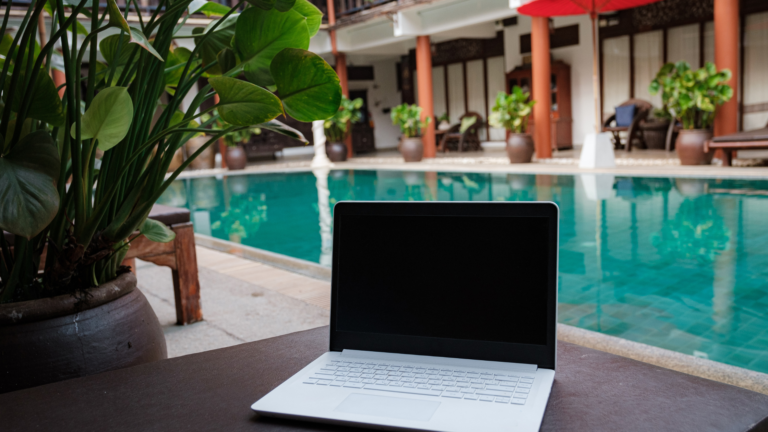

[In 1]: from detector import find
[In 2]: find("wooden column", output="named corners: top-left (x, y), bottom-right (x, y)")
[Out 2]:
top-left (531, 16), bottom-right (552, 159)
top-left (416, 35), bottom-right (436, 158)
top-left (213, 94), bottom-right (227, 168)
top-left (53, 68), bottom-right (66, 98)
top-left (713, 0), bottom-right (739, 137)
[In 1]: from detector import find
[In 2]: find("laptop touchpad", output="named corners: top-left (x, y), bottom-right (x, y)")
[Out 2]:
top-left (334, 393), bottom-right (440, 422)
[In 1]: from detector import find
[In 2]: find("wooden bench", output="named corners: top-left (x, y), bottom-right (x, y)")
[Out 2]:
top-left (705, 124), bottom-right (768, 167)
top-left (3, 204), bottom-right (202, 325)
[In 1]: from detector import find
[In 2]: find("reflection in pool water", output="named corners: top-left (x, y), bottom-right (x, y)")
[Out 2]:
top-left (158, 170), bottom-right (768, 374)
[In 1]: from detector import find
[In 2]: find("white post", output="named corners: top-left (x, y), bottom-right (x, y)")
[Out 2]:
top-left (311, 120), bottom-right (333, 168)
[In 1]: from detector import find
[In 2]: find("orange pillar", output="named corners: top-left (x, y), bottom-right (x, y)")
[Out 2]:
top-left (713, 0), bottom-right (739, 137)
top-left (416, 35), bottom-right (436, 159)
top-left (213, 94), bottom-right (227, 169)
top-left (531, 16), bottom-right (552, 159)
top-left (53, 68), bottom-right (66, 98)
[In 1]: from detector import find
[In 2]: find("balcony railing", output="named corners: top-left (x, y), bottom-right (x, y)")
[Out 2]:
top-left (308, 0), bottom-right (396, 24)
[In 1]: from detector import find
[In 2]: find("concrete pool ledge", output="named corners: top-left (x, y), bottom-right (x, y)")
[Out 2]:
top-left (194, 234), bottom-right (332, 281)
top-left (194, 237), bottom-right (768, 396)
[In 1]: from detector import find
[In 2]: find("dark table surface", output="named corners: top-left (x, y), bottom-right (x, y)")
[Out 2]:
top-left (2, 326), bottom-right (767, 432)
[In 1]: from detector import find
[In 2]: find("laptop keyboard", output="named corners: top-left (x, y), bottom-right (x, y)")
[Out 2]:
top-left (303, 360), bottom-right (534, 405)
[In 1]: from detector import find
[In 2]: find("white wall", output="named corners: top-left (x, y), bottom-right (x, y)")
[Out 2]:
top-left (347, 58), bottom-right (403, 150)
top-left (503, 15), bottom-right (596, 146)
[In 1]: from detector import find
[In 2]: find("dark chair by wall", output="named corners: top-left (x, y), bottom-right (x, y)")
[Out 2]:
top-left (438, 112), bottom-right (484, 153)
top-left (603, 99), bottom-right (653, 152)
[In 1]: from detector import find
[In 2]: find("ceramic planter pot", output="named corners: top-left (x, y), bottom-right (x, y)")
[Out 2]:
top-left (185, 136), bottom-right (215, 170)
top-left (326, 142), bottom-right (348, 162)
top-left (506, 133), bottom-right (534, 163)
top-left (676, 129), bottom-right (713, 165)
top-left (400, 137), bottom-right (423, 162)
top-left (640, 119), bottom-right (670, 150)
top-left (0, 272), bottom-right (167, 394)
top-left (225, 145), bottom-right (247, 170)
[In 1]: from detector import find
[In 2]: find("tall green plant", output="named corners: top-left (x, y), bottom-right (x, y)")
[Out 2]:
top-left (488, 87), bottom-right (535, 133)
top-left (324, 95), bottom-right (363, 142)
top-left (391, 103), bottom-right (430, 138)
top-left (0, 0), bottom-right (341, 303)
top-left (649, 61), bottom-right (732, 130)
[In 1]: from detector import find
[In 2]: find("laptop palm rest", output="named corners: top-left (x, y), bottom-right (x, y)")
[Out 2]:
top-left (334, 394), bottom-right (441, 422)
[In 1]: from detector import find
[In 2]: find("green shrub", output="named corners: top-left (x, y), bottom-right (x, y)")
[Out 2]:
top-left (488, 87), bottom-right (535, 133)
top-left (391, 103), bottom-right (430, 138)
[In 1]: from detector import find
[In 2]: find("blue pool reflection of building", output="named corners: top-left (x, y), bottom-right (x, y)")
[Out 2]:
top-left (158, 170), bottom-right (768, 375)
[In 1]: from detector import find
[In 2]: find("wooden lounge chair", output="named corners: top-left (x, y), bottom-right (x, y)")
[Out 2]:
top-left (705, 120), bottom-right (768, 167)
top-left (438, 112), bottom-right (484, 152)
top-left (602, 99), bottom-right (652, 152)
top-left (2, 204), bottom-right (202, 325)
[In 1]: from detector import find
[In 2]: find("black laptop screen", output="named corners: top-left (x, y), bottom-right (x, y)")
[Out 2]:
top-left (335, 214), bottom-right (550, 346)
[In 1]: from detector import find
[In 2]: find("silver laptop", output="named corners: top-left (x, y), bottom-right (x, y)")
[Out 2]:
top-left (252, 201), bottom-right (559, 432)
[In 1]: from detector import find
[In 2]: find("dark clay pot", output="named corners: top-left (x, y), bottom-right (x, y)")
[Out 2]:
top-left (400, 137), bottom-right (423, 162)
top-left (0, 272), bottom-right (167, 394)
top-left (506, 133), bottom-right (534, 163)
top-left (326, 142), bottom-right (348, 162)
top-left (225, 145), bottom-right (247, 170)
top-left (676, 129), bottom-right (713, 165)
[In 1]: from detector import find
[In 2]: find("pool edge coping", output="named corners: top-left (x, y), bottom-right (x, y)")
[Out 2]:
top-left (195, 234), bottom-right (768, 396)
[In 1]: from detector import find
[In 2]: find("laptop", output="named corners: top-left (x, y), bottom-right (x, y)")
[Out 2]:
top-left (252, 201), bottom-right (559, 432)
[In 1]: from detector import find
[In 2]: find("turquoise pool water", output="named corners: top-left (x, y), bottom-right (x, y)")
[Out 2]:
top-left (158, 170), bottom-right (768, 374)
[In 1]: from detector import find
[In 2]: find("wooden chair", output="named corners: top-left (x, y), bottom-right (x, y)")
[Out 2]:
top-left (2, 204), bottom-right (202, 325)
top-left (602, 99), bottom-right (652, 152)
top-left (704, 120), bottom-right (768, 166)
top-left (438, 112), bottom-right (484, 153)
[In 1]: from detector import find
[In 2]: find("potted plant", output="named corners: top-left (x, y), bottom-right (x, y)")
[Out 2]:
top-left (488, 87), bottom-right (536, 163)
top-left (205, 110), bottom-right (261, 170)
top-left (650, 61), bottom-right (733, 165)
top-left (391, 103), bottom-right (431, 162)
top-left (0, 0), bottom-right (340, 393)
top-left (324, 95), bottom-right (363, 162)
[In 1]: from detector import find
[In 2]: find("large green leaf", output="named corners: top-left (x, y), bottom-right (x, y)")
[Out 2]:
top-left (247, 0), bottom-right (275, 10)
top-left (165, 47), bottom-right (194, 90)
top-left (193, 14), bottom-right (238, 76)
top-left (72, 87), bottom-right (134, 151)
top-left (107, 0), bottom-right (163, 61)
top-left (259, 119), bottom-right (306, 142)
top-left (188, 0), bottom-right (232, 16)
top-left (271, 48), bottom-right (341, 122)
top-left (234, 7), bottom-right (309, 87)
top-left (140, 218), bottom-right (176, 243)
top-left (209, 76), bottom-right (283, 126)
top-left (275, 0), bottom-right (297, 12)
top-left (292, 0), bottom-right (323, 37)
top-left (5, 72), bottom-right (65, 126)
top-left (0, 131), bottom-right (60, 239)
top-left (99, 34), bottom-right (138, 66)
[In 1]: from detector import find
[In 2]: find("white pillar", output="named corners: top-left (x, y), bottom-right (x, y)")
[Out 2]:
top-left (311, 120), bottom-right (333, 168)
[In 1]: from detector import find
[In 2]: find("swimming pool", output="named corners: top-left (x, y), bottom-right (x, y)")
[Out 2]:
top-left (158, 169), bottom-right (768, 374)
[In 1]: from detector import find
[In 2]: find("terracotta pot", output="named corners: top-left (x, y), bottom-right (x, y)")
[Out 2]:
top-left (400, 137), bottom-right (423, 162)
top-left (326, 142), bottom-right (348, 162)
top-left (676, 129), bottom-right (713, 165)
top-left (0, 272), bottom-right (166, 394)
top-left (506, 133), bottom-right (534, 163)
top-left (185, 136), bottom-right (215, 170)
top-left (225, 145), bottom-right (247, 170)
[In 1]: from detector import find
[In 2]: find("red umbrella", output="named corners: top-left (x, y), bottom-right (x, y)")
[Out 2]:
top-left (517, 0), bottom-right (662, 132)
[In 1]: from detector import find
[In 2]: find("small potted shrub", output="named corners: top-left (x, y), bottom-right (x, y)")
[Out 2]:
top-left (650, 61), bottom-right (733, 165)
top-left (206, 110), bottom-right (261, 170)
top-left (391, 103), bottom-right (431, 162)
top-left (324, 96), bottom-right (363, 162)
top-left (488, 87), bottom-right (536, 163)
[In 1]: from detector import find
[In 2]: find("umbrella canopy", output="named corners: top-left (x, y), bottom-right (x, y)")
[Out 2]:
top-left (517, 0), bottom-right (662, 133)
top-left (518, 0), bottom-right (661, 16)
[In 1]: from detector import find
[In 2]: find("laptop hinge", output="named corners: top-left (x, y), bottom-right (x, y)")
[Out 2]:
top-left (340, 349), bottom-right (538, 372)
